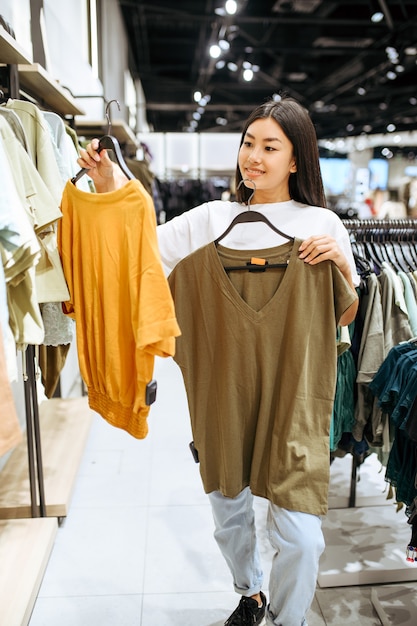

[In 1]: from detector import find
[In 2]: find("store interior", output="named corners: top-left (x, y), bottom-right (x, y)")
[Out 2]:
top-left (1, 1), bottom-right (417, 625)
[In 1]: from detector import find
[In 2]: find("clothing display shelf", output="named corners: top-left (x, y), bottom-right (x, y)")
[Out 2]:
top-left (17, 63), bottom-right (85, 117)
top-left (0, 24), bottom-right (32, 64)
top-left (0, 34), bottom-right (47, 520)
top-left (0, 29), bottom-right (61, 626)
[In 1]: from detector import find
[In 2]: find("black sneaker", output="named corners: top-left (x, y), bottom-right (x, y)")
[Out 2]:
top-left (224, 591), bottom-right (267, 625)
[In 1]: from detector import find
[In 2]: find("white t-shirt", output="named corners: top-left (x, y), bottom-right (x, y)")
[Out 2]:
top-left (157, 199), bottom-right (360, 286)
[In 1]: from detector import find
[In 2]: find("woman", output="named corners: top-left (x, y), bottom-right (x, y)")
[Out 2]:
top-left (78, 96), bottom-right (359, 626)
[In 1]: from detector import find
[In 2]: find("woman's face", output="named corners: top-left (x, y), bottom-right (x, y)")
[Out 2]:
top-left (238, 117), bottom-right (297, 203)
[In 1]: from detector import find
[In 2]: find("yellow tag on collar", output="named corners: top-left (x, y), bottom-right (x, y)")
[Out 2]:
top-left (250, 257), bottom-right (266, 266)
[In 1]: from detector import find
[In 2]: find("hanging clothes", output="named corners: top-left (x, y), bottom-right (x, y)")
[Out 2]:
top-left (58, 179), bottom-right (181, 439)
top-left (0, 136), bottom-right (44, 349)
top-left (168, 239), bottom-right (357, 516)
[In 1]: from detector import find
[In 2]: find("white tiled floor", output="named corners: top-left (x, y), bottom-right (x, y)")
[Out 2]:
top-left (28, 356), bottom-right (417, 625)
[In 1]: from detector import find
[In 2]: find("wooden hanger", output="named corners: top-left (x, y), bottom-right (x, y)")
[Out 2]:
top-left (215, 179), bottom-right (294, 272)
top-left (71, 99), bottom-right (135, 185)
top-left (214, 179), bottom-right (294, 245)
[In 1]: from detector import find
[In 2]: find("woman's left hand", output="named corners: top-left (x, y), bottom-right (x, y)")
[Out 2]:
top-left (298, 235), bottom-right (349, 275)
top-left (299, 235), bottom-right (359, 326)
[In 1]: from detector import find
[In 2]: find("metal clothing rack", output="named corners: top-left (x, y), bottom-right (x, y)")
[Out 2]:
top-left (1, 57), bottom-right (47, 518)
top-left (343, 217), bottom-right (417, 236)
top-left (342, 217), bottom-right (417, 507)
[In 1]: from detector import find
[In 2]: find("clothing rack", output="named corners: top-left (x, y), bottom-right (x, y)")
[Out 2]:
top-left (316, 217), bottom-right (417, 591)
top-left (343, 217), bottom-right (417, 236)
top-left (1, 54), bottom-right (47, 518)
top-left (341, 217), bottom-right (417, 507)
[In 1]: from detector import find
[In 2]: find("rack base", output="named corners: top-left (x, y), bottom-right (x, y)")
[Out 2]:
top-left (0, 396), bottom-right (93, 519)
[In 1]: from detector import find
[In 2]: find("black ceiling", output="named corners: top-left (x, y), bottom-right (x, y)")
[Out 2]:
top-left (118, 0), bottom-right (417, 140)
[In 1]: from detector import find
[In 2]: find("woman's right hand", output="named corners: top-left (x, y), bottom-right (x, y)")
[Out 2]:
top-left (77, 139), bottom-right (130, 192)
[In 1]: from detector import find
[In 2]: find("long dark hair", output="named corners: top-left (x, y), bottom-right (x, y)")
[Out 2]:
top-left (235, 96), bottom-right (327, 208)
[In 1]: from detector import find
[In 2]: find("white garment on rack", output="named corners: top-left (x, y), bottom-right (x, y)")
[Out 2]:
top-left (0, 138), bottom-right (44, 347)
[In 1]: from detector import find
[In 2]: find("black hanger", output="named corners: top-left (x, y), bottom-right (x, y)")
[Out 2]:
top-left (71, 99), bottom-right (135, 185)
top-left (214, 179), bottom-right (294, 245)
top-left (215, 179), bottom-right (293, 272)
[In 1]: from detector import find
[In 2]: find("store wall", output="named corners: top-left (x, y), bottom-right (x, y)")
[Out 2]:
top-left (1, 0), bottom-right (136, 122)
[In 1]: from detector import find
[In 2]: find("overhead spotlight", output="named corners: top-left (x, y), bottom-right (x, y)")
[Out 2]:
top-left (357, 87), bottom-right (366, 95)
top-left (218, 39), bottom-right (230, 51)
top-left (385, 46), bottom-right (399, 63)
top-left (272, 93), bottom-right (282, 102)
top-left (216, 60), bottom-right (226, 69)
top-left (381, 147), bottom-right (393, 158)
top-left (243, 68), bottom-right (254, 81)
top-left (387, 123), bottom-right (396, 132)
top-left (227, 62), bottom-right (238, 72)
top-left (371, 11), bottom-right (384, 23)
top-left (209, 44), bottom-right (222, 59)
top-left (216, 116), bottom-right (228, 126)
top-left (386, 70), bottom-right (397, 80)
top-left (225, 0), bottom-right (237, 15)
top-left (193, 90), bottom-right (202, 102)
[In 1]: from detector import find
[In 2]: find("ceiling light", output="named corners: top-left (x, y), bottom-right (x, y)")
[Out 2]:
top-left (193, 90), bottom-right (202, 102)
top-left (357, 87), bottom-right (366, 95)
top-left (227, 62), bottom-right (238, 72)
top-left (218, 39), bottom-right (230, 51)
top-left (386, 70), bottom-right (397, 80)
top-left (209, 44), bottom-right (221, 59)
top-left (216, 60), bottom-right (226, 69)
top-left (243, 68), bottom-right (254, 81)
top-left (225, 0), bottom-right (237, 15)
top-left (371, 11), bottom-right (384, 23)
top-left (387, 123), bottom-right (396, 132)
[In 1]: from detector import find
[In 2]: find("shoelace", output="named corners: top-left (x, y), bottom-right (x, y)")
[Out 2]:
top-left (225, 596), bottom-right (261, 625)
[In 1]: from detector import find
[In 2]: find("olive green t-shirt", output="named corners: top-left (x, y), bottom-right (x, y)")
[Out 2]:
top-left (168, 239), bottom-right (357, 515)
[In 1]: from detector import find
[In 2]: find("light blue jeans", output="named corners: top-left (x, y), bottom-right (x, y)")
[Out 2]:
top-left (208, 487), bottom-right (325, 626)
